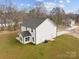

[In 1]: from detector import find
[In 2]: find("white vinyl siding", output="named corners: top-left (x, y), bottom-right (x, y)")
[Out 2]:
top-left (21, 26), bottom-right (26, 31)
top-left (19, 34), bottom-right (24, 44)
top-left (36, 18), bottom-right (56, 44)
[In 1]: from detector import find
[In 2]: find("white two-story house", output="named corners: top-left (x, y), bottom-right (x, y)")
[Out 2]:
top-left (16, 17), bottom-right (57, 45)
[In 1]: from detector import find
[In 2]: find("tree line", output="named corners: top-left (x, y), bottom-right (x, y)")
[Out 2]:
top-left (0, 1), bottom-right (79, 31)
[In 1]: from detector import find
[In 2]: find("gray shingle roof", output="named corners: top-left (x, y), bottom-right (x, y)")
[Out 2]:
top-left (22, 17), bottom-right (46, 28)
top-left (21, 31), bottom-right (31, 37)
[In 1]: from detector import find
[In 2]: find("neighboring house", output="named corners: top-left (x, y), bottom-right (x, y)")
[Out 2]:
top-left (16, 17), bottom-right (57, 45)
top-left (0, 19), bottom-right (15, 27)
top-left (66, 19), bottom-right (75, 27)
top-left (69, 19), bottom-right (75, 27)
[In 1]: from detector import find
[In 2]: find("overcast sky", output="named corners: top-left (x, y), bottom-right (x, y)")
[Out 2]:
top-left (0, 0), bottom-right (78, 13)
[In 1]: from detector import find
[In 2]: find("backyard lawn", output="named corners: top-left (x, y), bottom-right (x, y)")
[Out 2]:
top-left (0, 32), bottom-right (79, 59)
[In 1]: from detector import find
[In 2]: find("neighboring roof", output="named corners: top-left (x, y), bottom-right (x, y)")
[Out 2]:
top-left (21, 31), bottom-right (31, 37)
top-left (22, 16), bottom-right (46, 28)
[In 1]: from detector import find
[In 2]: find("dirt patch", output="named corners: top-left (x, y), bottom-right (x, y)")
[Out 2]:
top-left (0, 31), bottom-right (18, 35)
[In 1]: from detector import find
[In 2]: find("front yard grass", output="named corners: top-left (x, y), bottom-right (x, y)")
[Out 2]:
top-left (0, 32), bottom-right (79, 59)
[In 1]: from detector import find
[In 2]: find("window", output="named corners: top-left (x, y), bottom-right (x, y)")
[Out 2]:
top-left (32, 37), bottom-right (34, 41)
top-left (31, 29), bottom-right (33, 32)
top-left (25, 37), bottom-right (30, 41)
top-left (25, 38), bottom-right (28, 41)
top-left (28, 37), bottom-right (30, 41)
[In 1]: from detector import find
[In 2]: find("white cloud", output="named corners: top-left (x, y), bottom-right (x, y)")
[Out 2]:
top-left (58, 0), bottom-right (71, 8)
top-left (66, 0), bottom-right (70, 3)
top-left (59, 0), bottom-right (63, 3)
top-left (20, 3), bottom-right (24, 6)
top-left (59, 0), bottom-right (71, 3)
top-left (58, 3), bottom-right (65, 8)
top-left (36, 0), bottom-right (43, 2)
top-left (44, 2), bottom-right (56, 11)
top-left (20, 3), bottom-right (30, 8)
top-left (27, 4), bottom-right (30, 6)
top-left (44, 1), bottom-right (65, 12)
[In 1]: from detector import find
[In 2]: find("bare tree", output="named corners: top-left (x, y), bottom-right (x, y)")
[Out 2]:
top-left (50, 7), bottom-right (65, 36)
top-left (29, 2), bottom-right (47, 17)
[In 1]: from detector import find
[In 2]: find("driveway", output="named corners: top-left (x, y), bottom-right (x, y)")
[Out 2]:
top-left (57, 26), bottom-right (79, 38)
top-left (67, 26), bottom-right (79, 38)
top-left (66, 26), bottom-right (79, 38)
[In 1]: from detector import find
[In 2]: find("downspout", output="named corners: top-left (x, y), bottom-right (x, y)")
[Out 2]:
top-left (35, 28), bottom-right (36, 45)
